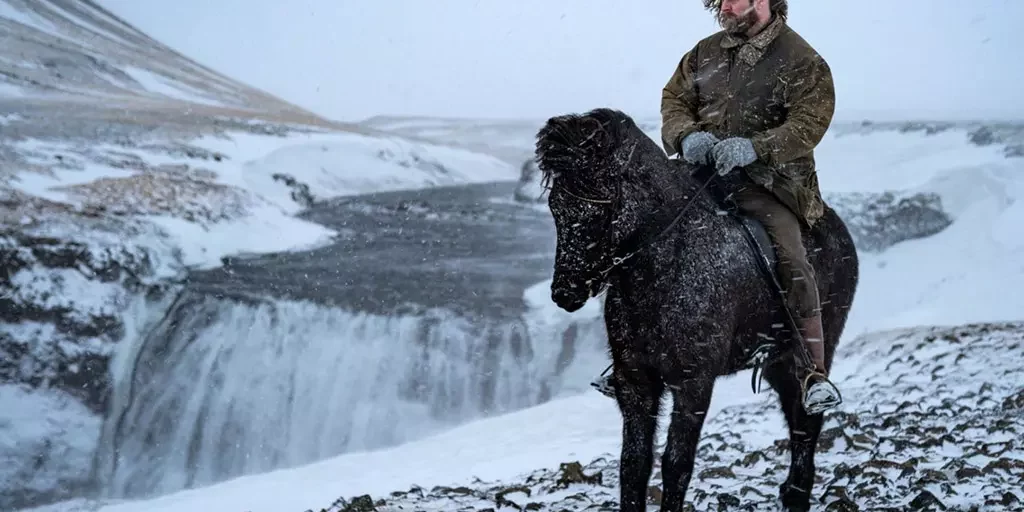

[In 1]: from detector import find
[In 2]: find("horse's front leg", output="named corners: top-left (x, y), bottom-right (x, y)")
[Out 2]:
top-left (614, 364), bottom-right (664, 512)
top-left (764, 359), bottom-right (826, 512)
top-left (659, 374), bottom-right (715, 512)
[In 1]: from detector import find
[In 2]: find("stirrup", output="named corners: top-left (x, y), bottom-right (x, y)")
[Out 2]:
top-left (801, 371), bottom-right (842, 415)
top-left (590, 374), bottom-right (617, 399)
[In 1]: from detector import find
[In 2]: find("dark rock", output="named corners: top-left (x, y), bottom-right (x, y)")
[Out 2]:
top-left (432, 485), bottom-right (475, 495)
top-left (647, 485), bottom-right (662, 505)
top-left (320, 494), bottom-right (376, 512)
top-left (1001, 491), bottom-right (1021, 506)
top-left (897, 122), bottom-right (955, 135)
top-left (1003, 390), bottom-right (1024, 410)
top-left (968, 126), bottom-right (997, 146)
top-left (555, 461), bottom-right (602, 489)
top-left (272, 172), bottom-right (316, 208)
top-left (495, 485), bottom-right (531, 509)
top-left (908, 489), bottom-right (946, 510)
top-left (699, 466), bottom-right (737, 480)
top-left (513, 158), bottom-right (547, 204)
top-left (826, 191), bottom-right (952, 252)
top-left (716, 493), bottom-right (741, 508)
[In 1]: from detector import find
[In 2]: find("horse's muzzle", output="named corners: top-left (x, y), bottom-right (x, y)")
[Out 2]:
top-left (551, 284), bottom-right (587, 312)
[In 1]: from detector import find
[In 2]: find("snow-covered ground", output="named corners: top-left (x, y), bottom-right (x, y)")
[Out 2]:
top-left (18, 118), bottom-right (1018, 512)
top-left (4, 122), bottom-right (518, 271)
top-left (61, 321), bottom-right (1023, 512)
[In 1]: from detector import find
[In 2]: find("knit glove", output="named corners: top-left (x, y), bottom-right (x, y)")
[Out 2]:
top-left (680, 131), bottom-right (720, 165)
top-left (711, 137), bottom-right (757, 176)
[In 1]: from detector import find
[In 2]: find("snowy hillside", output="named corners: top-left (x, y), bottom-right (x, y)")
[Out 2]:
top-left (0, 0), bottom-right (333, 123)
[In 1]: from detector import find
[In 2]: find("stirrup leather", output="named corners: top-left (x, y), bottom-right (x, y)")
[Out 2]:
top-left (801, 370), bottom-right (842, 415)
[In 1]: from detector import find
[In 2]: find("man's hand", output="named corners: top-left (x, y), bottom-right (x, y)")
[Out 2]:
top-left (711, 137), bottom-right (757, 176)
top-left (680, 131), bottom-right (720, 165)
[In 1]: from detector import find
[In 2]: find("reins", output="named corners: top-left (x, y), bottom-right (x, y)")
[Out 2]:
top-left (559, 188), bottom-right (613, 204)
top-left (569, 162), bottom-right (718, 383)
top-left (594, 168), bottom-right (718, 278)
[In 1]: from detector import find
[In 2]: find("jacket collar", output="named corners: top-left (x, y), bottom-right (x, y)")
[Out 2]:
top-left (720, 15), bottom-right (785, 65)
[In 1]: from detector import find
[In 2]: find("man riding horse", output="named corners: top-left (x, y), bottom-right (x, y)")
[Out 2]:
top-left (591, 0), bottom-right (841, 413)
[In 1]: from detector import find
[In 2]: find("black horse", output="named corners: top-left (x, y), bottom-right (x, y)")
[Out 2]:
top-left (534, 108), bottom-right (859, 512)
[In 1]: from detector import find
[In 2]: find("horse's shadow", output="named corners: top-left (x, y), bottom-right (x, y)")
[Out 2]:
top-left (535, 107), bottom-right (859, 512)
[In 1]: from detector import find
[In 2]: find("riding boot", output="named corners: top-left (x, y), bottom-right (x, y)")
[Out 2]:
top-left (591, 372), bottom-right (617, 399)
top-left (798, 314), bottom-right (842, 415)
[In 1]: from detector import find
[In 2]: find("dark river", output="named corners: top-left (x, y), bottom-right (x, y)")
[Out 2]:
top-left (186, 181), bottom-right (557, 319)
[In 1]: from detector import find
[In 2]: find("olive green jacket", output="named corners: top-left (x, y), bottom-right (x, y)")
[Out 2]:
top-left (660, 16), bottom-right (835, 227)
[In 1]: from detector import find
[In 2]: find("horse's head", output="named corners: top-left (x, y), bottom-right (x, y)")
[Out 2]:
top-left (534, 108), bottom-right (639, 312)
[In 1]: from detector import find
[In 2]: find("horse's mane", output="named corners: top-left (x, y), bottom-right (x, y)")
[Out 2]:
top-left (534, 108), bottom-right (643, 196)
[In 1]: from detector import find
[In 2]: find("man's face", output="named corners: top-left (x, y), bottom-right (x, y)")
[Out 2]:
top-left (718, 0), bottom-right (759, 34)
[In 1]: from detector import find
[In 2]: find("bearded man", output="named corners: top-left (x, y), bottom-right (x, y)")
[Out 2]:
top-left (591, 0), bottom-right (842, 414)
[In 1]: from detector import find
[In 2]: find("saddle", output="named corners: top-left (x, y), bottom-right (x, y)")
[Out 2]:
top-left (692, 165), bottom-right (778, 280)
top-left (691, 166), bottom-right (789, 393)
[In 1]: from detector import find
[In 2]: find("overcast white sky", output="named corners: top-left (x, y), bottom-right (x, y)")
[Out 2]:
top-left (99, 0), bottom-right (1023, 122)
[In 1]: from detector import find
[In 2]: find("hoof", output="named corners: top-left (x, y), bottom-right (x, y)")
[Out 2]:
top-left (779, 482), bottom-right (812, 511)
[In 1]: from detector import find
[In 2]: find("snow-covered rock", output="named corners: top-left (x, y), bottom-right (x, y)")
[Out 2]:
top-left (825, 190), bottom-right (952, 252)
top-left (0, 211), bottom-right (184, 509)
top-left (513, 158), bottom-right (545, 204)
top-left (0, 385), bottom-right (102, 511)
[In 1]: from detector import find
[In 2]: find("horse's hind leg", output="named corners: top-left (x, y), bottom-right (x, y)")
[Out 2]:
top-left (763, 360), bottom-right (825, 512)
top-left (659, 376), bottom-right (715, 512)
top-left (614, 366), bottom-right (664, 512)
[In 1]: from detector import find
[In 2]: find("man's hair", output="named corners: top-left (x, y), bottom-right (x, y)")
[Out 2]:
top-left (702, 0), bottom-right (789, 22)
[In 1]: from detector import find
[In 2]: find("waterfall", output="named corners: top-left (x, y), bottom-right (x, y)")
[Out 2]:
top-left (96, 288), bottom-right (607, 499)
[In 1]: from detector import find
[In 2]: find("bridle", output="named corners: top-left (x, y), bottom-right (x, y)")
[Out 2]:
top-left (553, 157), bottom-right (720, 287)
top-left (558, 188), bottom-right (613, 205)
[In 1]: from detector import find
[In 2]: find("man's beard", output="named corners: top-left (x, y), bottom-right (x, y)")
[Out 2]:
top-left (718, 6), bottom-right (758, 34)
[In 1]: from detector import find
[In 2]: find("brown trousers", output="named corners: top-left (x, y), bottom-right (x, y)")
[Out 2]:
top-left (732, 185), bottom-right (820, 320)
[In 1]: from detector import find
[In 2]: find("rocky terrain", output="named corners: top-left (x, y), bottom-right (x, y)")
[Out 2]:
top-left (313, 322), bottom-right (1024, 512)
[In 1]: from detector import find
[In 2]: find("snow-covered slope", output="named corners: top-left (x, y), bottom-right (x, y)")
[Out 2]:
top-left (0, 0), bottom-right (333, 124)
